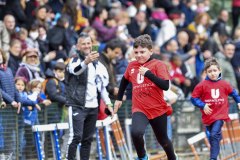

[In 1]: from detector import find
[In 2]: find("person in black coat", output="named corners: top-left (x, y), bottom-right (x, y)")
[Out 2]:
top-left (47, 15), bottom-right (71, 61)
top-left (127, 10), bottom-right (153, 39)
top-left (7, 39), bottom-right (22, 76)
top-left (210, 9), bottom-right (229, 36)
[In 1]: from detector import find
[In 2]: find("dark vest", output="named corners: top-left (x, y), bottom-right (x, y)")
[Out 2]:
top-left (65, 52), bottom-right (88, 107)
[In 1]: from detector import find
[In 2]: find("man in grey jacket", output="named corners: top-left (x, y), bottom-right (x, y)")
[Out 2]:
top-left (214, 40), bottom-right (238, 89)
top-left (0, 21), bottom-right (10, 52)
top-left (66, 33), bottom-right (113, 160)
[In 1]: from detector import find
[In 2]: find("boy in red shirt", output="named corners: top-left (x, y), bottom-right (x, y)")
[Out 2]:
top-left (114, 34), bottom-right (177, 160)
top-left (191, 57), bottom-right (240, 160)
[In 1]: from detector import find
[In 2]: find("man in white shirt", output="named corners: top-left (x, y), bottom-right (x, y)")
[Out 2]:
top-left (66, 33), bottom-right (113, 160)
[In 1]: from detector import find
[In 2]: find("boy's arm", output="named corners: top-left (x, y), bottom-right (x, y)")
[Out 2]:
top-left (191, 97), bottom-right (206, 109)
top-left (144, 70), bottom-right (170, 91)
top-left (229, 89), bottom-right (240, 103)
top-left (116, 76), bottom-right (129, 101)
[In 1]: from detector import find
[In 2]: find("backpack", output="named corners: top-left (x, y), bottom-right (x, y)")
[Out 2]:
top-left (42, 78), bottom-right (59, 97)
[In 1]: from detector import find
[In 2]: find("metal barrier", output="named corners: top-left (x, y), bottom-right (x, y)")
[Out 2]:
top-left (32, 123), bottom-right (69, 160)
top-left (0, 103), bottom-right (62, 160)
top-left (187, 113), bottom-right (240, 160)
top-left (0, 99), bottom-right (222, 159)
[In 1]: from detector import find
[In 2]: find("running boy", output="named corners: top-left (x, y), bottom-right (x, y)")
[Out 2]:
top-left (191, 57), bottom-right (240, 160)
top-left (114, 34), bottom-right (177, 160)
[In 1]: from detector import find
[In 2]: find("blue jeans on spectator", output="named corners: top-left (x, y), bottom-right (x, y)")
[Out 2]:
top-left (206, 120), bottom-right (224, 160)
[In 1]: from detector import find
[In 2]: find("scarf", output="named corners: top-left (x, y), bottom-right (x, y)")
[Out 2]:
top-left (20, 63), bottom-right (44, 82)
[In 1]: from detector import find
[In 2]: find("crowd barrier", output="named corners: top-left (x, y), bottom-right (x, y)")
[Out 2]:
top-left (188, 113), bottom-right (240, 160)
top-left (1, 100), bottom-right (235, 159)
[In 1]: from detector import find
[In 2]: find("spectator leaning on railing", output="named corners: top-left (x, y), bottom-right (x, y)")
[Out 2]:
top-left (0, 48), bottom-right (21, 159)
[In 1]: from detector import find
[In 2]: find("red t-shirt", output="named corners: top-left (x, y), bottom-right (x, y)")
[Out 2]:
top-left (124, 59), bottom-right (170, 119)
top-left (191, 79), bottom-right (233, 125)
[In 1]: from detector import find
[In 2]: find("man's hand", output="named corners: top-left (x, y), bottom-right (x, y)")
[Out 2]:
top-left (114, 100), bottom-right (122, 114)
top-left (113, 87), bottom-right (119, 96)
top-left (203, 103), bottom-right (212, 115)
top-left (139, 66), bottom-right (149, 76)
top-left (107, 104), bottom-right (114, 118)
top-left (11, 101), bottom-right (18, 108)
top-left (238, 103), bottom-right (240, 110)
top-left (84, 51), bottom-right (99, 64)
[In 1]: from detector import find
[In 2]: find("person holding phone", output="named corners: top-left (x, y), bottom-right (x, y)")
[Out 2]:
top-left (66, 32), bottom-right (113, 160)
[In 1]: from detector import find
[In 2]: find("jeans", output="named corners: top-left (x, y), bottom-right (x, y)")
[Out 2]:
top-left (206, 120), bottom-right (224, 159)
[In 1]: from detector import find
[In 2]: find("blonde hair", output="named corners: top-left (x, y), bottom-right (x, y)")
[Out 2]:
top-left (27, 79), bottom-right (42, 92)
top-left (22, 50), bottom-right (40, 65)
top-left (195, 12), bottom-right (211, 27)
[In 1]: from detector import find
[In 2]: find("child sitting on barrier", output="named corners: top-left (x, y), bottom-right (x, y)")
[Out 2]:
top-left (191, 57), bottom-right (240, 160)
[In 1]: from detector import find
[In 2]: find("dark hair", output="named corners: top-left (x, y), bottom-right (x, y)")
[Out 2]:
top-left (104, 38), bottom-right (126, 53)
top-left (54, 62), bottom-right (66, 70)
top-left (133, 34), bottom-right (153, 50)
top-left (91, 5), bottom-right (106, 23)
top-left (35, 5), bottom-right (47, 17)
top-left (14, 76), bottom-right (27, 86)
top-left (57, 14), bottom-right (69, 27)
top-left (30, 24), bottom-right (39, 31)
top-left (204, 57), bottom-right (220, 71)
